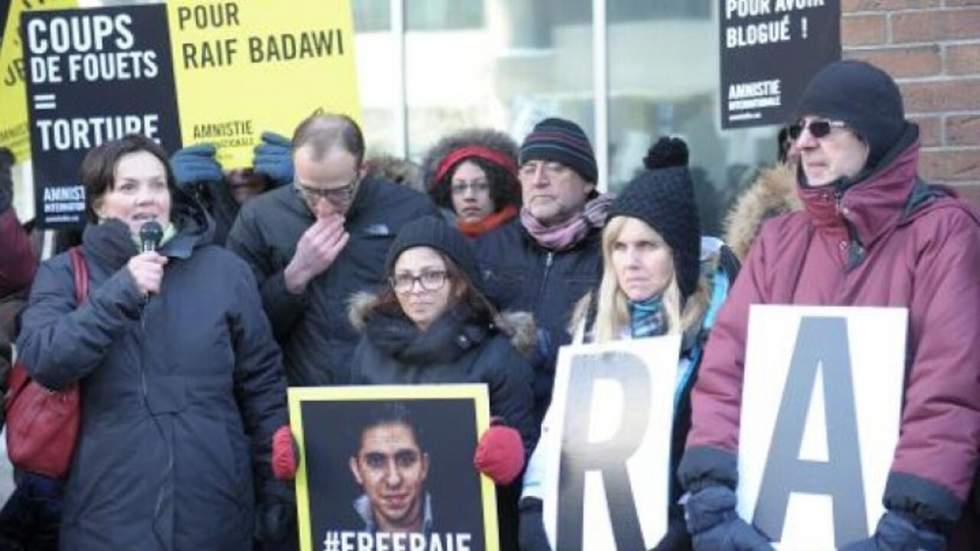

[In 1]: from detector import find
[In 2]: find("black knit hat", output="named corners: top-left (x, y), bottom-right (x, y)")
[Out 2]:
top-left (385, 216), bottom-right (483, 292)
top-left (519, 118), bottom-right (598, 184)
top-left (794, 60), bottom-right (908, 167)
top-left (608, 138), bottom-right (701, 299)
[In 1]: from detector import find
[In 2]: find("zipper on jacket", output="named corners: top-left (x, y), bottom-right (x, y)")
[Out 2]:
top-left (141, 308), bottom-right (174, 549)
top-left (537, 251), bottom-right (555, 301)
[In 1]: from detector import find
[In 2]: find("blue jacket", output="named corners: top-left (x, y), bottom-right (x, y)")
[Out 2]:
top-left (17, 202), bottom-right (288, 550)
top-left (474, 219), bottom-right (602, 424)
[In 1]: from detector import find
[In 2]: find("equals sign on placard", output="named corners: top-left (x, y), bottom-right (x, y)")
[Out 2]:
top-left (34, 94), bottom-right (57, 110)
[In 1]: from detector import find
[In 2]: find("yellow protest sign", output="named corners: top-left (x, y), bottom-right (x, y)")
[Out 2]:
top-left (166, 0), bottom-right (361, 168)
top-left (0, 0), bottom-right (76, 162)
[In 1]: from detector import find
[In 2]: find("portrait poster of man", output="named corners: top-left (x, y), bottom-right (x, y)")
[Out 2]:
top-left (289, 384), bottom-right (498, 551)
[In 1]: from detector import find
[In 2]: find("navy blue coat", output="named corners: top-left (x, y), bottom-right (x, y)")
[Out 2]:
top-left (17, 206), bottom-right (288, 550)
top-left (474, 219), bottom-right (601, 423)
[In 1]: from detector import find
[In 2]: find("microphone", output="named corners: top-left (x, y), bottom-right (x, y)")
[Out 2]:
top-left (139, 221), bottom-right (163, 253)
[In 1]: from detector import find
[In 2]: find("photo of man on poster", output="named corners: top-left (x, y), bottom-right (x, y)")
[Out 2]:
top-left (348, 402), bottom-right (433, 534)
top-left (291, 388), bottom-right (497, 551)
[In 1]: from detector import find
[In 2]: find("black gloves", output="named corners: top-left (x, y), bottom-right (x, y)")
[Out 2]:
top-left (683, 485), bottom-right (772, 551)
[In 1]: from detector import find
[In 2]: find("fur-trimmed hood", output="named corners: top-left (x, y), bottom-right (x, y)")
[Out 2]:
top-left (420, 128), bottom-right (519, 192)
top-left (347, 291), bottom-right (537, 356)
top-left (722, 163), bottom-right (802, 261)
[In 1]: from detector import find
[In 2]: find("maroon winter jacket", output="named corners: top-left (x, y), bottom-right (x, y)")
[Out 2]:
top-left (681, 132), bottom-right (980, 528)
top-left (0, 208), bottom-right (36, 298)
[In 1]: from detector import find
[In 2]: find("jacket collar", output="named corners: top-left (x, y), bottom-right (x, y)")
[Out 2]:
top-left (797, 126), bottom-right (920, 248)
top-left (82, 191), bottom-right (214, 270)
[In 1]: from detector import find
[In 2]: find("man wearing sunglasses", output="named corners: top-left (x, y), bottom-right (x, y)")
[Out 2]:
top-left (681, 60), bottom-right (980, 549)
top-left (227, 112), bottom-right (437, 390)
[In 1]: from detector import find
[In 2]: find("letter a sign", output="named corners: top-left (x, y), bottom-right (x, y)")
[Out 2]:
top-left (737, 305), bottom-right (907, 550)
top-left (540, 336), bottom-right (681, 550)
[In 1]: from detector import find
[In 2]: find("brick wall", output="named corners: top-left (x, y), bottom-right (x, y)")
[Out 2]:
top-left (843, 0), bottom-right (980, 209)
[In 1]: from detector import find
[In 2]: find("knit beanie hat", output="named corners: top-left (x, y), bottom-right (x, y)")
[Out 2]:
top-left (385, 216), bottom-right (483, 292)
top-left (519, 118), bottom-right (598, 184)
top-left (794, 60), bottom-right (908, 167)
top-left (608, 138), bottom-right (701, 299)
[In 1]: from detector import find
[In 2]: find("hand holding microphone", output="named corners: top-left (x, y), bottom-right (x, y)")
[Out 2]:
top-left (128, 221), bottom-right (168, 297)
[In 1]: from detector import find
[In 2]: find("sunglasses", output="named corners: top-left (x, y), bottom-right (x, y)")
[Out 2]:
top-left (788, 119), bottom-right (848, 140)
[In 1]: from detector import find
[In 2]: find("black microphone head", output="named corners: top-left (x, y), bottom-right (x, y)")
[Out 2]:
top-left (139, 221), bottom-right (164, 252)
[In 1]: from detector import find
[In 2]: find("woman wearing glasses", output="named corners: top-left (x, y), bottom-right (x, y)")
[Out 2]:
top-left (348, 216), bottom-right (537, 549)
top-left (422, 129), bottom-right (522, 238)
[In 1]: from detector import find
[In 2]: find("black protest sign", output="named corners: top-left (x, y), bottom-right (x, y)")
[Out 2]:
top-left (719, 0), bottom-right (840, 129)
top-left (22, 4), bottom-right (180, 228)
top-left (738, 306), bottom-right (906, 548)
top-left (1, 0), bottom-right (9, 47)
top-left (540, 338), bottom-right (680, 549)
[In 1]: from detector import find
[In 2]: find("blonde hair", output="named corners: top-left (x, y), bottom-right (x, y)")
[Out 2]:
top-left (578, 216), bottom-right (708, 344)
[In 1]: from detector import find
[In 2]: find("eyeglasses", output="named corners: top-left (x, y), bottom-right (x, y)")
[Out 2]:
top-left (788, 119), bottom-right (848, 140)
top-left (295, 175), bottom-right (358, 204)
top-left (389, 270), bottom-right (449, 293)
top-left (450, 180), bottom-right (491, 195)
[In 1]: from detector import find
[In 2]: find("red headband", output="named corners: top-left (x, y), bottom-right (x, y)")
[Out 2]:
top-left (434, 146), bottom-right (519, 184)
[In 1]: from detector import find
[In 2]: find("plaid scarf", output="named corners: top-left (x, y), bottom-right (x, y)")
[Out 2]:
top-left (629, 294), bottom-right (667, 339)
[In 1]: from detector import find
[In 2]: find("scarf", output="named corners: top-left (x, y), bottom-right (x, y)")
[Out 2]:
top-left (365, 303), bottom-right (487, 365)
top-left (457, 204), bottom-right (518, 238)
top-left (629, 294), bottom-right (667, 339)
top-left (520, 194), bottom-right (612, 251)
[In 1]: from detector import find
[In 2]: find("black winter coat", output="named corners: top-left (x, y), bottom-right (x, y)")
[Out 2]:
top-left (16, 206), bottom-right (288, 550)
top-left (474, 219), bottom-right (601, 423)
top-left (348, 295), bottom-right (538, 452)
top-left (227, 177), bottom-right (438, 386)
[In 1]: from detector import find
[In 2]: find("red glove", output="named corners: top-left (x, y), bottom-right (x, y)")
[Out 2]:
top-left (271, 425), bottom-right (299, 481)
top-left (473, 424), bottom-right (525, 485)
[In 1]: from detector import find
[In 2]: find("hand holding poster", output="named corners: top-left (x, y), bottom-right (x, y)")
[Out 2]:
top-left (536, 336), bottom-right (681, 550)
top-left (288, 385), bottom-right (498, 551)
top-left (165, 0), bottom-right (360, 168)
top-left (737, 305), bottom-right (907, 549)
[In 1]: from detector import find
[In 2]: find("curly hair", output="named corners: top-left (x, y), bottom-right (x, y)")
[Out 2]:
top-left (429, 156), bottom-right (521, 214)
top-left (421, 128), bottom-right (521, 216)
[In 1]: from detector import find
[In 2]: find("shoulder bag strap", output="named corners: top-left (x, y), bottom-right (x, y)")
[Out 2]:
top-left (67, 247), bottom-right (90, 304)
